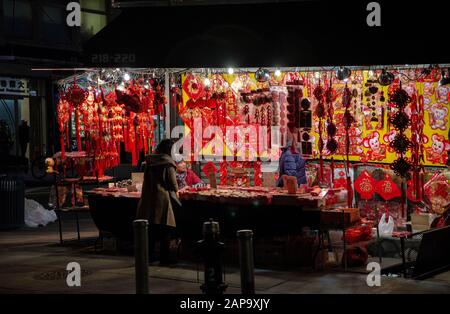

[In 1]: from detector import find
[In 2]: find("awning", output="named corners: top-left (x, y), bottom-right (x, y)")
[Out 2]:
top-left (83, 0), bottom-right (450, 68)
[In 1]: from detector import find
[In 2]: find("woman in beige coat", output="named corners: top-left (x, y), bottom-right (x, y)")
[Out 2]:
top-left (136, 139), bottom-right (180, 265)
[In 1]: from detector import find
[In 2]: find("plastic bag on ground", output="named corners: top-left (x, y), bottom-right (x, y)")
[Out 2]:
top-left (25, 198), bottom-right (57, 227)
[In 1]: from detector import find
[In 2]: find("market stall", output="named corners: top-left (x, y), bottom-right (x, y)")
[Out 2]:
top-left (52, 65), bottom-right (450, 269)
top-left (87, 185), bottom-right (334, 241)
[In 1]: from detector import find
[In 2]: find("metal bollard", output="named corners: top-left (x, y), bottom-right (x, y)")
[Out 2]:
top-left (237, 230), bottom-right (255, 294)
top-left (196, 219), bottom-right (227, 294)
top-left (134, 219), bottom-right (149, 294)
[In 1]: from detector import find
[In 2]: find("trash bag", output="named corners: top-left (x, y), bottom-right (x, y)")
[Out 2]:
top-left (379, 213), bottom-right (395, 236)
top-left (24, 198), bottom-right (57, 227)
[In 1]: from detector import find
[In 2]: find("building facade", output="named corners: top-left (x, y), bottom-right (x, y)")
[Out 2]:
top-left (0, 0), bottom-right (114, 171)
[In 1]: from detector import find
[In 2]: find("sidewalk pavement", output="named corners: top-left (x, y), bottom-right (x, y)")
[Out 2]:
top-left (1, 215), bottom-right (449, 294)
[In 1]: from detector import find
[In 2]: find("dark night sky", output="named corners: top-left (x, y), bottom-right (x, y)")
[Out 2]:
top-left (84, 0), bottom-right (450, 67)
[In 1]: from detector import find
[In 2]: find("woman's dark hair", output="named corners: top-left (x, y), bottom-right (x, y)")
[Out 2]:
top-left (156, 139), bottom-right (176, 155)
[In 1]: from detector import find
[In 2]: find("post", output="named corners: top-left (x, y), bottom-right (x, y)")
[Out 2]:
top-left (237, 230), bottom-right (255, 294)
top-left (342, 210), bottom-right (347, 271)
top-left (53, 172), bottom-right (63, 245)
top-left (400, 236), bottom-right (406, 278)
top-left (196, 219), bottom-right (227, 294)
top-left (134, 219), bottom-right (149, 294)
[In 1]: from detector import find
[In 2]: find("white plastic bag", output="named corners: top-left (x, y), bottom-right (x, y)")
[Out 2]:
top-left (25, 198), bottom-right (57, 227)
top-left (378, 214), bottom-right (394, 236)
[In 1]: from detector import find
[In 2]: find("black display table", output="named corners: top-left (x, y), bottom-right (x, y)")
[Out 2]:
top-left (88, 192), bottom-right (322, 242)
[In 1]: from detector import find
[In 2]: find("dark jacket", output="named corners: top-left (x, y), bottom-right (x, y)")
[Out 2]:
top-left (136, 154), bottom-right (179, 227)
top-left (277, 147), bottom-right (307, 187)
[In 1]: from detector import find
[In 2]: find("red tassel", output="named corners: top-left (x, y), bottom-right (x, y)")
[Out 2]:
top-left (60, 134), bottom-right (65, 159)
top-left (330, 158), bottom-right (335, 184)
top-left (254, 161), bottom-right (262, 186)
top-left (123, 123), bottom-right (128, 151)
top-left (347, 176), bottom-right (353, 208)
top-left (144, 135), bottom-right (149, 154)
top-left (66, 125), bottom-right (70, 150)
top-left (75, 109), bottom-right (82, 151)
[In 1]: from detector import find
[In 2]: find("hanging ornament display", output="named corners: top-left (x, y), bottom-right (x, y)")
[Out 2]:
top-left (376, 174), bottom-right (401, 201)
top-left (57, 75), bottom-right (160, 177)
top-left (325, 79), bottom-right (338, 154)
top-left (342, 84), bottom-right (354, 207)
top-left (354, 170), bottom-right (377, 216)
top-left (65, 79), bottom-right (88, 108)
top-left (355, 170), bottom-right (377, 199)
top-left (182, 73), bottom-right (204, 101)
top-left (202, 161), bottom-right (218, 177)
top-left (389, 83), bottom-right (412, 178)
top-left (64, 79), bottom-right (88, 152)
top-left (313, 80), bottom-right (326, 180)
top-left (56, 97), bottom-right (70, 159)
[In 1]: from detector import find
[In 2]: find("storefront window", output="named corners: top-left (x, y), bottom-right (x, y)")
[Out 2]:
top-left (80, 0), bottom-right (108, 41)
top-left (81, 12), bottom-right (107, 39)
top-left (3, 0), bottom-right (33, 40)
top-left (81, 0), bottom-right (106, 11)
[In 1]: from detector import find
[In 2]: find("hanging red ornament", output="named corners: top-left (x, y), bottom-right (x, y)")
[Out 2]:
top-left (354, 170), bottom-right (377, 200)
top-left (202, 161), bottom-right (218, 177)
top-left (115, 88), bottom-right (143, 113)
top-left (183, 73), bottom-right (204, 101)
top-left (254, 161), bottom-right (262, 187)
top-left (375, 174), bottom-right (401, 201)
top-left (406, 179), bottom-right (423, 202)
top-left (65, 81), bottom-right (87, 108)
top-left (355, 170), bottom-right (377, 217)
top-left (220, 161), bottom-right (228, 186)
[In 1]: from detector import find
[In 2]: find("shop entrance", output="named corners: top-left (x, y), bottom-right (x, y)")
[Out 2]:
top-left (0, 95), bottom-right (47, 170)
top-left (0, 97), bottom-right (26, 158)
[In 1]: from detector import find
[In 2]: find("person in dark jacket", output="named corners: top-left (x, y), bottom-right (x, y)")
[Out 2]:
top-left (276, 137), bottom-right (307, 187)
top-left (136, 139), bottom-right (180, 265)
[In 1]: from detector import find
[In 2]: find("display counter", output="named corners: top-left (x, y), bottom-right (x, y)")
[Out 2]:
top-left (87, 186), bottom-right (330, 241)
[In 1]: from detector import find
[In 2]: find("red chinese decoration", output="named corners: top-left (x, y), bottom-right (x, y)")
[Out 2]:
top-left (220, 161), bottom-right (228, 185)
top-left (202, 161), bottom-right (217, 177)
top-left (56, 97), bottom-right (70, 159)
top-left (254, 161), bottom-right (262, 187)
top-left (355, 170), bottom-right (377, 217)
top-left (57, 78), bottom-right (160, 177)
top-left (354, 170), bottom-right (376, 200)
top-left (375, 174), bottom-right (401, 201)
top-left (64, 79), bottom-right (88, 151)
top-left (65, 80), bottom-right (87, 108)
top-left (183, 73), bottom-right (204, 101)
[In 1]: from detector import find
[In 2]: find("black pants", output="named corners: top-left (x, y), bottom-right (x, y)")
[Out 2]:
top-left (148, 224), bottom-right (173, 263)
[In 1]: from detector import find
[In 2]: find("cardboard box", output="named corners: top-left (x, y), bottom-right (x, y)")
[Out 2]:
top-left (411, 213), bottom-right (437, 233)
top-left (131, 172), bottom-right (144, 185)
top-left (321, 208), bottom-right (360, 228)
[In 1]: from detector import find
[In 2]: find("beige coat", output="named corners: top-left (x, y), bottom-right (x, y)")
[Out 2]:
top-left (136, 154), bottom-right (180, 227)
